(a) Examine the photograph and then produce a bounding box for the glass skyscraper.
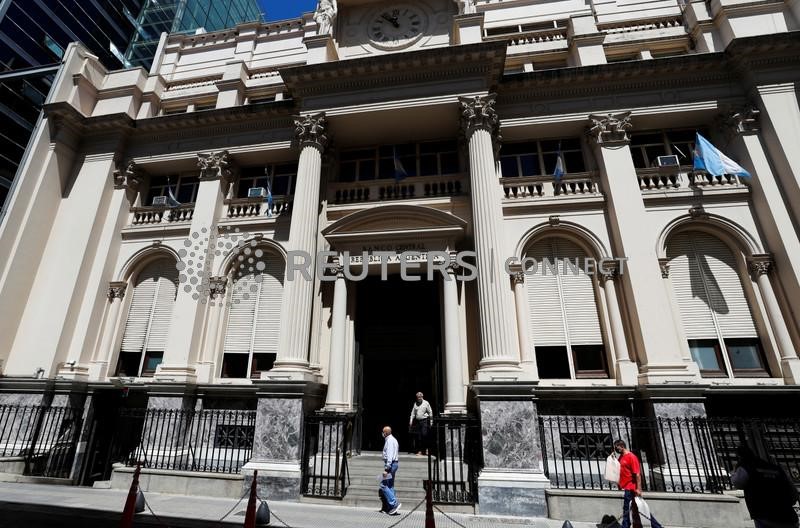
[124,0,263,69]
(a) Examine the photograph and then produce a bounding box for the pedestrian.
[409,392,433,455]
[613,440,646,528]
[381,426,401,515]
[731,445,799,528]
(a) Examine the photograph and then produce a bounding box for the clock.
[368,5,427,50]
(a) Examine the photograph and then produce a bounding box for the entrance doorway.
[355,275,442,452]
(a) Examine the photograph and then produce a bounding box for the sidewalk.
[0,482,600,528]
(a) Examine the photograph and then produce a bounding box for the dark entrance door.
[356,275,442,452]
[79,388,148,485]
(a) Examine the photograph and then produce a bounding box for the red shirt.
[619,451,641,491]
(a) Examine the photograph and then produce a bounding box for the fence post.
[120,464,142,528]
[424,479,436,528]
[244,469,258,528]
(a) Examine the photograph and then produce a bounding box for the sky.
[259,0,319,21]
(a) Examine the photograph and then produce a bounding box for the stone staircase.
[301,451,474,514]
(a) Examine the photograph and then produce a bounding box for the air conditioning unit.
[152,196,168,206]
[248,187,267,198]
[655,155,680,168]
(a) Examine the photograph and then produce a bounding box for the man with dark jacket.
[731,445,799,528]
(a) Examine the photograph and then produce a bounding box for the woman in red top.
[614,440,643,528]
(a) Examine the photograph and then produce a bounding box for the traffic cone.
[244,469,258,528]
[121,464,144,528]
[424,479,435,528]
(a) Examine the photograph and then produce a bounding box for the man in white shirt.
[380,426,401,514]
[409,392,433,455]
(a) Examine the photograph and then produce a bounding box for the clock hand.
[381,12,400,28]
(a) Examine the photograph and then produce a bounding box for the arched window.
[525,237,607,379]
[221,247,285,379]
[117,258,178,377]
[667,231,768,377]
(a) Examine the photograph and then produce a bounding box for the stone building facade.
[0,0,799,520]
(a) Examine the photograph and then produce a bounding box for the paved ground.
[0,482,601,528]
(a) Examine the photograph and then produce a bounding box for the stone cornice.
[280,41,507,101]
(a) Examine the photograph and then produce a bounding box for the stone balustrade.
[130,204,195,225]
[224,196,291,218]
[598,16,684,35]
[637,166,745,193]
[502,172,602,200]
[329,175,466,205]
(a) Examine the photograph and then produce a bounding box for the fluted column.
[443,259,467,413]
[272,113,328,378]
[598,263,638,385]
[509,264,537,376]
[459,95,521,378]
[325,262,348,410]
[88,282,127,380]
[749,257,800,384]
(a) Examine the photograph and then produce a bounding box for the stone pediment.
[322,204,467,242]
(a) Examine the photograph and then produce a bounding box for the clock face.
[368,6,426,49]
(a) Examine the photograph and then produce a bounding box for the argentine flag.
[393,147,408,182]
[166,178,181,207]
[693,133,751,179]
[553,145,565,182]
[266,179,274,217]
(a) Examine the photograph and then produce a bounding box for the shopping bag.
[633,497,663,528]
[604,454,620,484]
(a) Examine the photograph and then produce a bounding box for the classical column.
[271,113,328,379]
[721,106,800,332]
[196,276,227,383]
[324,261,348,411]
[598,263,638,385]
[159,151,232,382]
[459,95,521,378]
[89,282,127,380]
[443,259,467,413]
[588,112,698,383]
[509,264,537,376]
[749,257,800,384]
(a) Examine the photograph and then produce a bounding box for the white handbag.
[633,497,655,528]
[604,454,621,484]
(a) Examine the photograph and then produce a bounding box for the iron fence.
[427,415,482,505]
[301,412,353,499]
[111,408,255,474]
[0,404,83,479]
[539,415,729,493]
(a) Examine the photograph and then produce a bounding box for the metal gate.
[427,415,482,505]
[301,412,354,499]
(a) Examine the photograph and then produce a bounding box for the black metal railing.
[539,416,729,493]
[111,408,255,474]
[301,412,353,499]
[0,404,83,479]
[427,415,482,505]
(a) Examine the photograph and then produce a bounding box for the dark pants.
[621,490,641,528]
[413,419,429,452]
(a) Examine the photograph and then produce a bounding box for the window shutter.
[694,233,758,339]
[146,261,178,352]
[557,239,603,345]
[223,272,258,354]
[120,262,159,353]
[526,239,567,346]
[252,255,285,355]
[668,233,717,339]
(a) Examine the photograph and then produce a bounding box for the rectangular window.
[725,338,769,376]
[116,352,142,377]
[688,339,726,376]
[221,354,249,378]
[500,138,586,178]
[141,351,163,377]
[147,174,199,204]
[572,345,608,378]
[237,163,298,198]
[338,141,459,182]
[630,129,705,168]
[250,353,276,379]
[535,346,571,379]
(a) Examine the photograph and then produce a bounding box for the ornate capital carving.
[294,113,329,152]
[113,160,142,192]
[209,276,228,298]
[587,111,633,145]
[107,281,127,300]
[599,261,619,282]
[511,271,525,284]
[724,105,760,136]
[688,205,710,219]
[748,256,773,277]
[458,94,501,150]
[197,150,234,181]
[658,258,670,279]
[548,215,561,226]
[313,0,337,35]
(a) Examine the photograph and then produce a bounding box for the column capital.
[587,111,633,145]
[197,150,235,182]
[209,276,228,298]
[294,112,330,152]
[458,94,501,148]
[598,260,620,282]
[107,281,127,300]
[658,258,671,279]
[113,159,143,192]
[719,105,760,138]
[508,261,524,284]
[748,254,774,276]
